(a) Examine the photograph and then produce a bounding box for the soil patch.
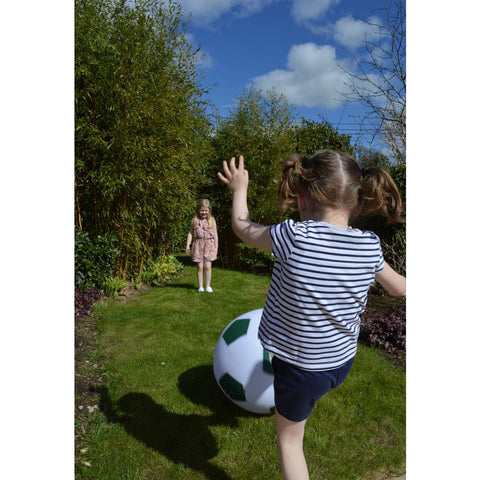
[74,283,148,456]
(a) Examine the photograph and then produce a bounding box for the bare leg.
[204,261,212,289]
[197,262,204,289]
[276,411,309,480]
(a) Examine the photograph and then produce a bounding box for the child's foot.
[198,287,205,292]
[206,287,213,293]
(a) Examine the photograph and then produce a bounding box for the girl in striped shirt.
[218,150,406,480]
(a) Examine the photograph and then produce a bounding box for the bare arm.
[212,218,218,250]
[375,263,406,296]
[217,156,272,252]
[186,226,193,254]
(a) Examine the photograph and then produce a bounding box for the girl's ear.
[352,199,363,218]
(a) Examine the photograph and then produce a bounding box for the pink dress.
[191,219,217,263]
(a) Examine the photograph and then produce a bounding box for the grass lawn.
[75,258,405,479]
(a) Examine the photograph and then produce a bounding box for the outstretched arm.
[218,156,272,252]
[375,263,406,296]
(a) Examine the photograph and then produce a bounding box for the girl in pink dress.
[186,199,218,292]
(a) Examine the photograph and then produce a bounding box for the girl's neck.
[300,207,350,229]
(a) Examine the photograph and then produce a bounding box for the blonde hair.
[192,199,215,228]
[278,149,404,223]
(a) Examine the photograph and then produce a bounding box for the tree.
[344,0,406,164]
[292,118,354,158]
[356,145,392,169]
[208,89,355,268]
[206,87,295,266]
[75,0,212,275]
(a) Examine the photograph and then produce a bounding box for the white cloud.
[251,42,351,109]
[291,0,339,24]
[198,51,214,69]
[184,33,214,69]
[333,15,382,50]
[177,0,275,26]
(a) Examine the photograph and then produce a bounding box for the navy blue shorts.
[272,356,355,422]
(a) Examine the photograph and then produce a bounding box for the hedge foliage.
[75,0,406,277]
[75,229,119,290]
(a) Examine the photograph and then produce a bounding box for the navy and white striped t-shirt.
[258,219,385,371]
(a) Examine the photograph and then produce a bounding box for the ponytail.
[278,153,305,213]
[361,168,405,223]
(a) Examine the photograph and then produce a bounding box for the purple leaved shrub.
[75,287,102,317]
[360,306,406,358]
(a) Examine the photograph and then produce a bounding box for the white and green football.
[213,308,275,415]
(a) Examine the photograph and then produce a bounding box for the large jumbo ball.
[213,308,275,415]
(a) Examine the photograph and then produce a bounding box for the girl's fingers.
[229,156,238,173]
[217,160,231,183]
[217,171,228,184]
[223,159,232,177]
[217,156,245,185]
[218,160,231,184]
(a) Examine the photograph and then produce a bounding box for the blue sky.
[176,0,399,149]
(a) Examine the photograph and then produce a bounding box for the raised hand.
[217,156,249,193]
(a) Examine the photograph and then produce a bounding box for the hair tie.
[361,167,367,178]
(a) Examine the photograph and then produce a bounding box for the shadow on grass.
[175,254,197,267]
[175,253,226,271]
[99,365,255,480]
[166,283,198,290]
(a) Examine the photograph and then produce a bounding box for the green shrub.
[140,255,184,286]
[131,274,143,290]
[389,163,406,206]
[235,242,275,273]
[75,229,119,290]
[101,277,127,299]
